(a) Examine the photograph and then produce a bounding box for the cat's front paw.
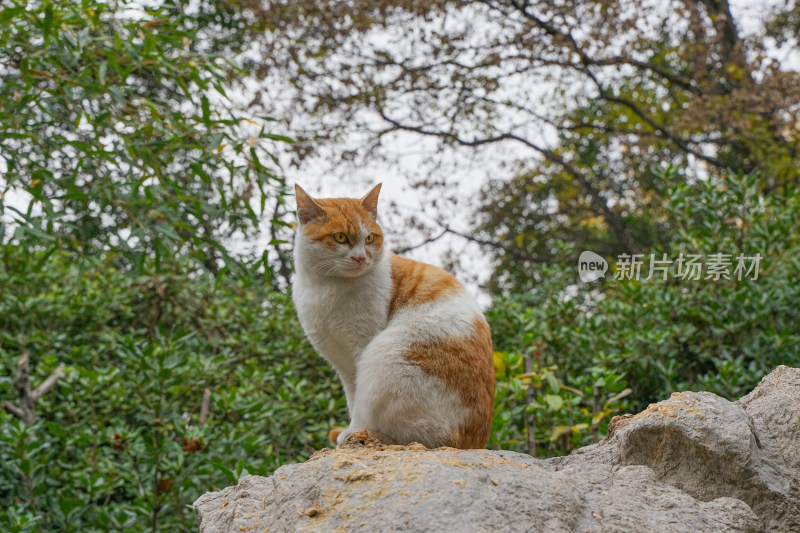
[336,426,358,447]
[336,427,399,447]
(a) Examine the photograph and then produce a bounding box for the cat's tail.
[328,427,345,445]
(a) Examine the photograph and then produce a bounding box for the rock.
[194,366,800,532]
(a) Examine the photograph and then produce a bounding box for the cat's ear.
[360,183,382,218]
[295,184,326,225]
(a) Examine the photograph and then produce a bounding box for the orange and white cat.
[292,183,494,449]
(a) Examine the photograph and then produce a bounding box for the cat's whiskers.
[320,263,345,280]
[311,259,343,279]
[311,260,336,274]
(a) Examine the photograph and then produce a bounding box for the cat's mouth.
[339,263,371,277]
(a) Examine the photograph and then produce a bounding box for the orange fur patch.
[388,255,462,319]
[403,317,495,448]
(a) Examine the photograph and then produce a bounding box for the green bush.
[488,172,800,456]
[0,2,324,530]
[0,247,346,531]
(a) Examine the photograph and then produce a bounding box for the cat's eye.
[333,232,348,244]
[365,234,374,244]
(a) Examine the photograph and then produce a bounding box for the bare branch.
[395,214,544,263]
[32,363,65,401]
[2,352,65,425]
[592,86,730,169]
[585,56,700,93]
[392,228,449,254]
[442,225,539,262]
[491,0,729,167]
[13,351,30,389]
[500,0,699,91]
[199,388,211,427]
[376,109,635,253]
[1,401,26,420]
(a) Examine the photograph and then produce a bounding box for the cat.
[291,183,495,449]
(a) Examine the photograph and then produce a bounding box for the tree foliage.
[251,0,800,290]
[0,0,286,277]
[0,2,335,531]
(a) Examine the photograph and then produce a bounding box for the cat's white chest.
[293,261,391,376]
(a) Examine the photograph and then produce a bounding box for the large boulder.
[194,366,800,532]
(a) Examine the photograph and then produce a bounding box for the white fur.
[343,290,483,447]
[293,227,392,411]
[293,225,484,447]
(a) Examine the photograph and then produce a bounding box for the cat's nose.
[351,255,366,265]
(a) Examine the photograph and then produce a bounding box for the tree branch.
[591,84,730,169]
[376,109,634,253]
[392,228,449,254]
[32,363,65,401]
[393,216,545,264]
[499,0,700,92]
[495,0,731,169]
[1,401,26,421]
[199,388,211,427]
[442,225,540,262]
[2,352,65,425]
[585,56,701,94]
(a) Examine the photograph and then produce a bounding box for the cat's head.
[294,184,384,278]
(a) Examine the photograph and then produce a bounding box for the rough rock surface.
[194,366,800,532]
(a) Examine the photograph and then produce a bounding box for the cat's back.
[380,255,494,448]
[388,255,464,316]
